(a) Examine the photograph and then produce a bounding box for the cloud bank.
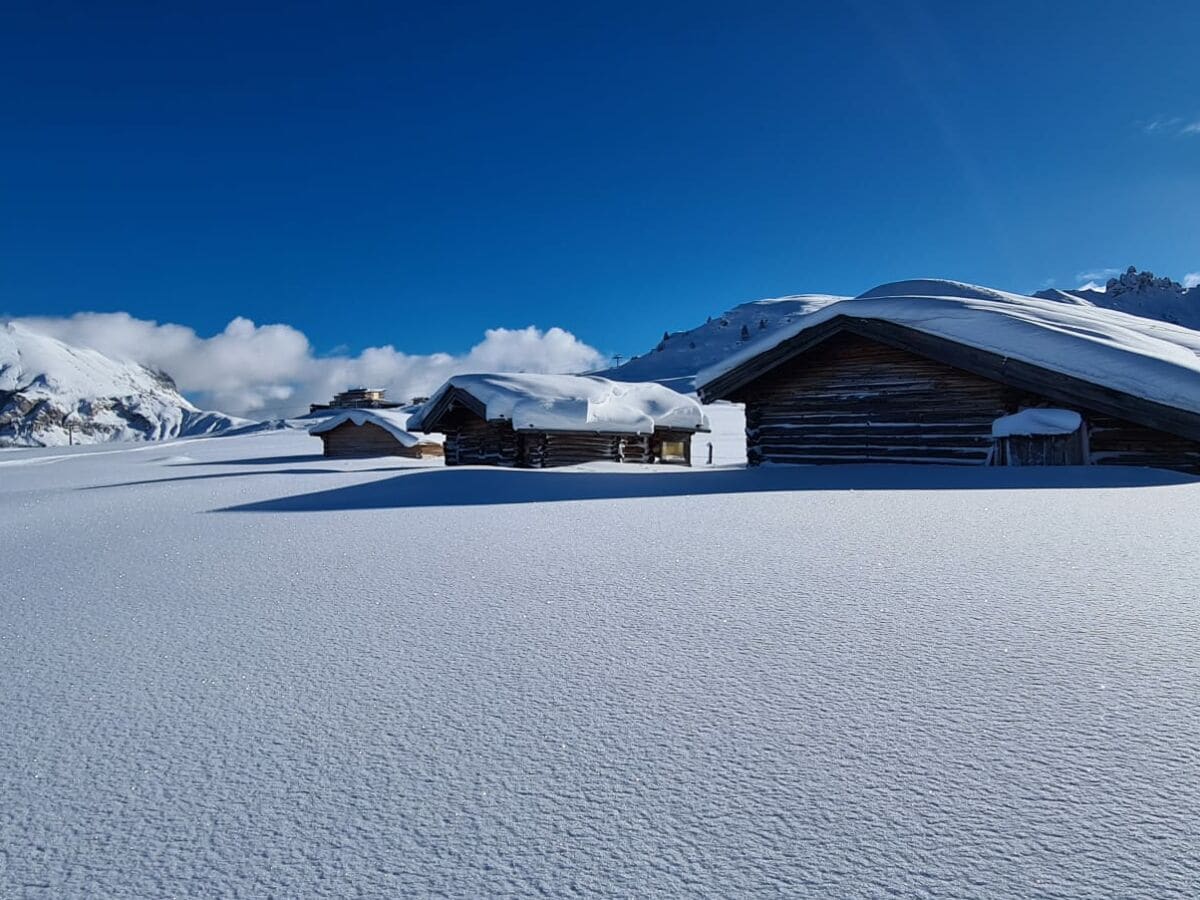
[11,312,606,418]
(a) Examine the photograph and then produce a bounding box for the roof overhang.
[697,315,1200,442]
[405,386,486,433]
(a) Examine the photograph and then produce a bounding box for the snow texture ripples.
[2,431,1199,897]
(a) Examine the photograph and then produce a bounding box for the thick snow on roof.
[308,409,424,446]
[698,279,1200,415]
[992,409,1082,438]
[417,373,710,434]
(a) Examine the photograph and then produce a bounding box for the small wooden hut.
[407,373,709,468]
[696,280,1200,473]
[309,409,444,459]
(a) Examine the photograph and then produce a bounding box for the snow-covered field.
[3,427,1200,897]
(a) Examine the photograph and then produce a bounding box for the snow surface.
[3,426,1200,897]
[308,408,426,446]
[992,408,1083,437]
[698,279,1200,416]
[412,373,710,434]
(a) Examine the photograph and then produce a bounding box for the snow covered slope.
[2,430,1199,897]
[0,322,247,446]
[596,294,845,389]
[1034,267,1200,330]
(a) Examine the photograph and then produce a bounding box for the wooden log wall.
[731,332,1200,473]
[444,419,520,466]
[733,333,1029,466]
[1087,416,1200,474]
[522,432,627,468]
[321,422,434,458]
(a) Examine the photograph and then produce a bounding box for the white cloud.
[1142,116,1200,136]
[1075,281,1107,293]
[1075,268,1121,285]
[1184,273,1200,289]
[11,312,605,418]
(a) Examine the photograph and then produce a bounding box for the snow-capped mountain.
[595,293,846,389]
[1034,267,1200,330]
[0,322,248,447]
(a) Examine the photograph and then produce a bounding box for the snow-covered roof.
[697,279,1200,417]
[410,373,710,435]
[308,409,425,446]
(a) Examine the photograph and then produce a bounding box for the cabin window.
[660,440,687,462]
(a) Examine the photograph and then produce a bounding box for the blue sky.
[3,0,1198,362]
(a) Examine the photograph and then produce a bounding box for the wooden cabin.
[408,374,709,468]
[697,285,1200,473]
[309,409,443,459]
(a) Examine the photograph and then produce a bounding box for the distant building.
[309,387,401,414]
[408,373,710,467]
[309,409,443,459]
[697,280,1200,473]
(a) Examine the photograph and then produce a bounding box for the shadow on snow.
[218,463,1199,512]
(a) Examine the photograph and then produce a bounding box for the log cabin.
[309,409,444,459]
[696,280,1200,473]
[407,373,709,467]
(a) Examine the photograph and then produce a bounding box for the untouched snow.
[3,428,1200,896]
[698,279,1200,416]
[308,408,427,446]
[992,408,1083,437]
[412,373,709,434]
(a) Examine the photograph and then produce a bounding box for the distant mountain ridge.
[0,322,247,447]
[1034,267,1200,330]
[595,293,846,390]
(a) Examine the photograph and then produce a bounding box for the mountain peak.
[1,322,247,446]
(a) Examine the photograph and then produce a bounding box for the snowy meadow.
[3,426,1200,897]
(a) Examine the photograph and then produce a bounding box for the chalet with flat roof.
[309,387,401,414]
[407,373,709,467]
[696,280,1200,473]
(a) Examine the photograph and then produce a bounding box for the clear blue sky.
[3,1,1198,359]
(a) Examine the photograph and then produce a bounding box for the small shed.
[991,409,1085,466]
[309,409,444,459]
[407,373,710,467]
